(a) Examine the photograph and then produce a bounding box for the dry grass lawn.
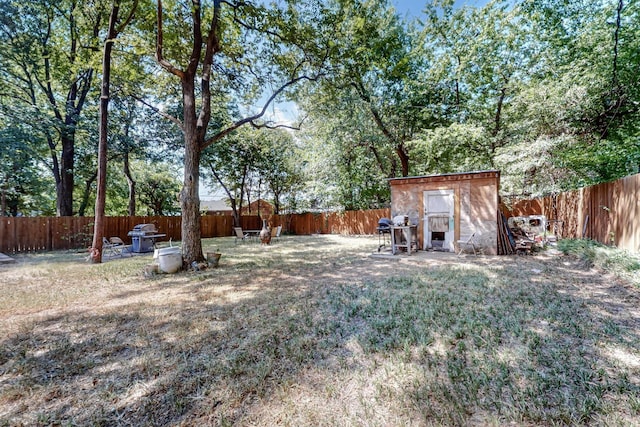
[1,235,639,426]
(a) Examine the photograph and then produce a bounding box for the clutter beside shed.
[388,170,501,255]
[507,215,549,254]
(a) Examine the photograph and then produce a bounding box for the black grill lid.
[378,218,392,226]
[132,223,157,232]
[377,218,392,231]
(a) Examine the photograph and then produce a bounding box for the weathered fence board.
[2,174,637,254]
[0,209,391,254]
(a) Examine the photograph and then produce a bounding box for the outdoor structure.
[201,199,233,216]
[241,199,274,216]
[388,170,500,255]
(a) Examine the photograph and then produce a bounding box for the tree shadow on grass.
[1,259,377,425]
[1,251,639,426]
[347,261,640,425]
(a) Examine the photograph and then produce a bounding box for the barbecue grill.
[127,223,166,253]
[377,218,392,252]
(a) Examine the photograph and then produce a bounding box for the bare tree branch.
[197,0,222,136]
[130,94,184,130]
[187,0,204,77]
[155,0,184,78]
[116,0,139,34]
[251,121,300,131]
[201,72,321,150]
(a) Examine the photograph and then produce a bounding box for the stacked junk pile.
[498,214,549,255]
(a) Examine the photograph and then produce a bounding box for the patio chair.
[234,227,251,243]
[273,225,282,242]
[103,236,132,258]
[457,232,479,256]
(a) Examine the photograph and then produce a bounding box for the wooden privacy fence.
[0,209,391,254]
[3,172,638,255]
[502,173,640,253]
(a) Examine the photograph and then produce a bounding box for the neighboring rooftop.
[201,199,233,214]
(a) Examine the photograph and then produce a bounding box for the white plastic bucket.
[157,248,182,274]
[154,246,181,259]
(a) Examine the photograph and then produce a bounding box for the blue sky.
[392,0,488,17]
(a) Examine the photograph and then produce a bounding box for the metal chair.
[103,237,132,257]
[273,225,282,242]
[233,227,251,243]
[457,232,479,256]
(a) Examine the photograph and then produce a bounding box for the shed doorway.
[423,190,454,251]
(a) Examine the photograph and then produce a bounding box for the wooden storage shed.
[388,170,500,255]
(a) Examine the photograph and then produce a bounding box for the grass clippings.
[1,235,639,426]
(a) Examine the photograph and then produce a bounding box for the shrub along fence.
[502,173,640,253]
[0,208,391,254]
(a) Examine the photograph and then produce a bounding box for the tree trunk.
[180,145,203,263]
[230,198,240,228]
[78,170,98,216]
[257,178,262,220]
[396,143,410,177]
[59,135,75,216]
[90,1,120,263]
[124,151,136,216]
[47,133,63,216]
[246,192,252,214]
[0,183,6,216]
[273,191,280,214]
[180,79,204,264]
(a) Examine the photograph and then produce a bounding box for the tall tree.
[89,0,137,263]
[0,0,102,216]
[202,127,259,227]
[154,0,329,264]
[416,1,539,168]
[496,0,640,194]
[137,162,181,216]
[305,0,434,178]
[254,129,305,215]
[300,103,392,210]
[0,126,52,216]
[203,127,305,220]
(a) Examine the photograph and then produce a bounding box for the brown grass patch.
[1,235,639,426]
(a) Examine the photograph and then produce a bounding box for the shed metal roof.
[388,170,500,185]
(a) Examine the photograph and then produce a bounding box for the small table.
[390,225,418,255]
